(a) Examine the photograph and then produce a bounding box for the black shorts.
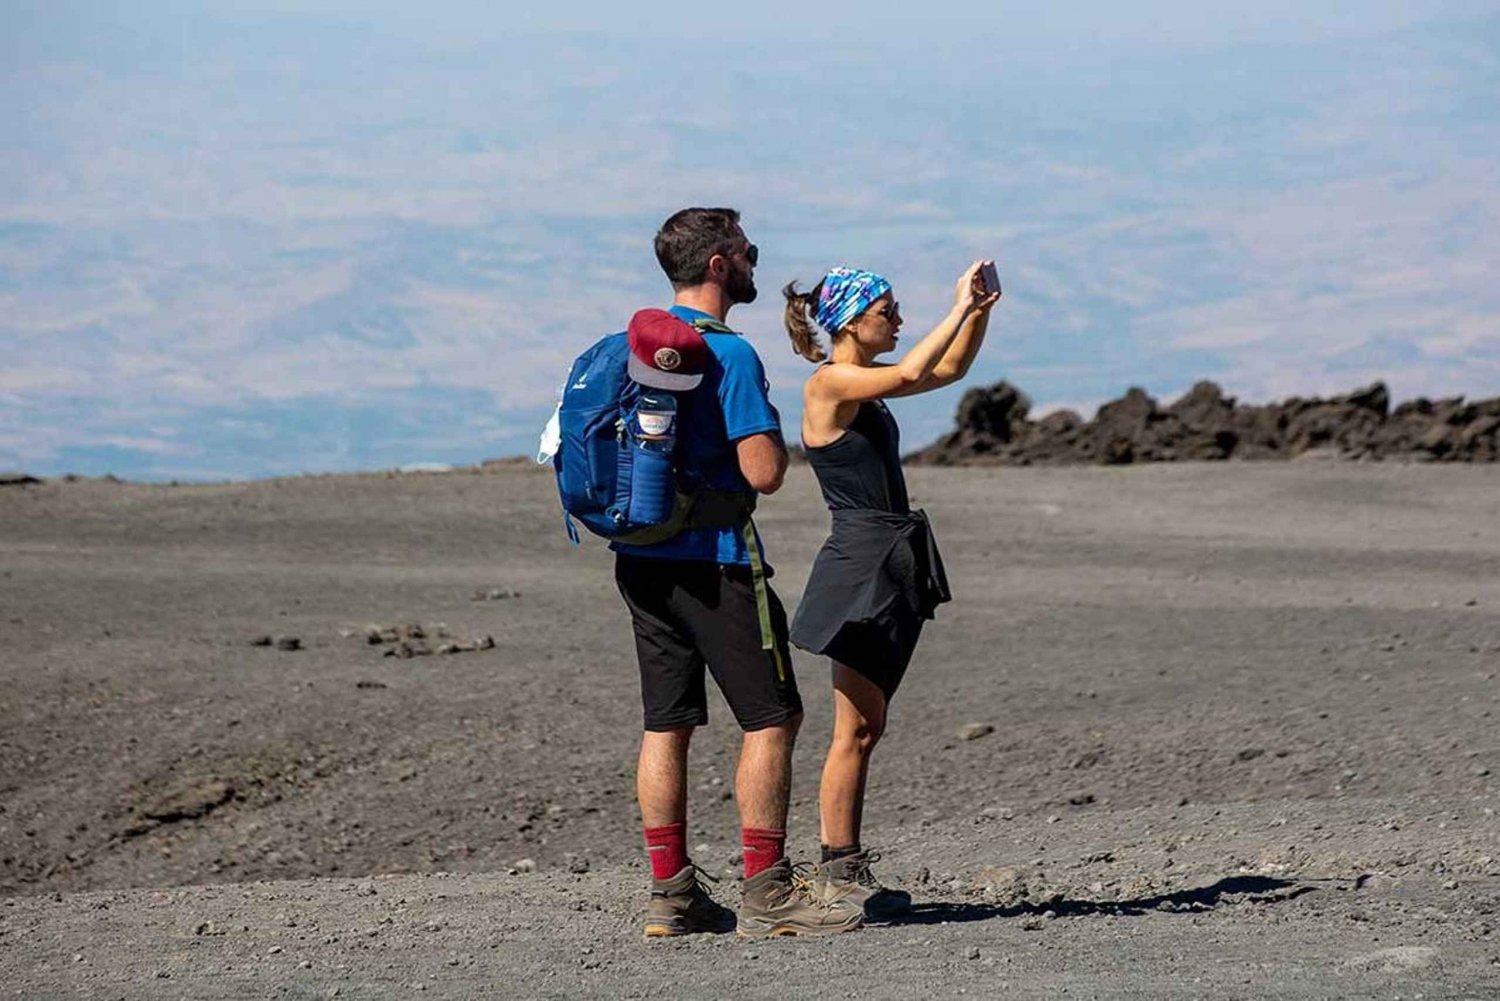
[823,615,925,703]
[615,554,803,732]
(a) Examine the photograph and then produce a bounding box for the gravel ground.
[2,461,1499,998]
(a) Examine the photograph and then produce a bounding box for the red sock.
[741,827,786,880]
[644,822,688,880]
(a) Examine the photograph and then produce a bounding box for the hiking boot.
[812,850,912,919]
[737,858,864,938]
[643,864,737,938]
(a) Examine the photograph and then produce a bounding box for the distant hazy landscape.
[5,2,1498,481]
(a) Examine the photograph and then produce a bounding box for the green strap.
[690,317,735,334]
[740,520,785,680]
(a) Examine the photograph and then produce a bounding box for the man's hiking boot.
[737,858,864,938]
[643,864,736,938]
[811,850,912,919]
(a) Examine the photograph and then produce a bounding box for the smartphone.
[978,261,1001,297]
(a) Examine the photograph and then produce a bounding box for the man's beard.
[728,265,758,305]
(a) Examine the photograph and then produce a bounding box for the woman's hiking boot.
[643,864,736,938]
[736,858,864,937]
[812,850,912,919]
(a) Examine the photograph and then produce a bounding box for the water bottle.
[627,391,677,526]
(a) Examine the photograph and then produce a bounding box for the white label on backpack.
[637,412,673,437]
[536,403,562,464]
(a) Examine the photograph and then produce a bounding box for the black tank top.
[804,400,910,514]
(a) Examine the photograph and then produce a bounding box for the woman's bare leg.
[818,663,888,848]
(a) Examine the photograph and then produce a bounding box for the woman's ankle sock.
[821,843,861,863]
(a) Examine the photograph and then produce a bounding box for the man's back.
[612,306,780,566]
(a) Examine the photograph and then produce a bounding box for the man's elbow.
[745,459,787,495]
[737,432,789,494]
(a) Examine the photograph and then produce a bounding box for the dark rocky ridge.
[909,380,1500,465]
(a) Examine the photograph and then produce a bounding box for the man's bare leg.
[637,726,736,936]
[734,711,863,936]
[736,714,802,832]
[638,727,692,828]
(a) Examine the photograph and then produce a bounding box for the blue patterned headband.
[814,267,892,335]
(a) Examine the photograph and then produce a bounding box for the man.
[615,207,862,938]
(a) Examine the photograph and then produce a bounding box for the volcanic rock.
[909,381,1500,465]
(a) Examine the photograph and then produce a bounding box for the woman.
[784,261,999,917]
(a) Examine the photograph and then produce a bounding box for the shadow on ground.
[890,875,1314,925]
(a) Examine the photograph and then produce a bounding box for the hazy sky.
[3,1,1497,479]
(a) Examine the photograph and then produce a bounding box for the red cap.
[627,309,708,391]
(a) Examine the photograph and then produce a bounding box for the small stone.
[268,946,283,955]
[275,636,302,651]
[514,858,536,873]
[250,635,273,647]
[965,946,980,960]
[299,960,312,969]
[959,723,995,741]
[1235,747,1265,762]
[568,856,590,874]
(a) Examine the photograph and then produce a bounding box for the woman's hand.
[954,260,1001,313]
[972,259,1002,313]
[954,260,986,312]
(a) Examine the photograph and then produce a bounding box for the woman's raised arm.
[917,280,999,391]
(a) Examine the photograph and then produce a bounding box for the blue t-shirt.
[612,305,782,565]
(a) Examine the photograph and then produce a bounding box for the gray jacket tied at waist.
[789,507,951,657]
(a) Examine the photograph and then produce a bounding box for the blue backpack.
[549,324,756,545]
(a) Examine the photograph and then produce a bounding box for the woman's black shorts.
[615,554,803,732]
[820,613,925,702]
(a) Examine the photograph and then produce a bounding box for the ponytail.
[782,279,828,363]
